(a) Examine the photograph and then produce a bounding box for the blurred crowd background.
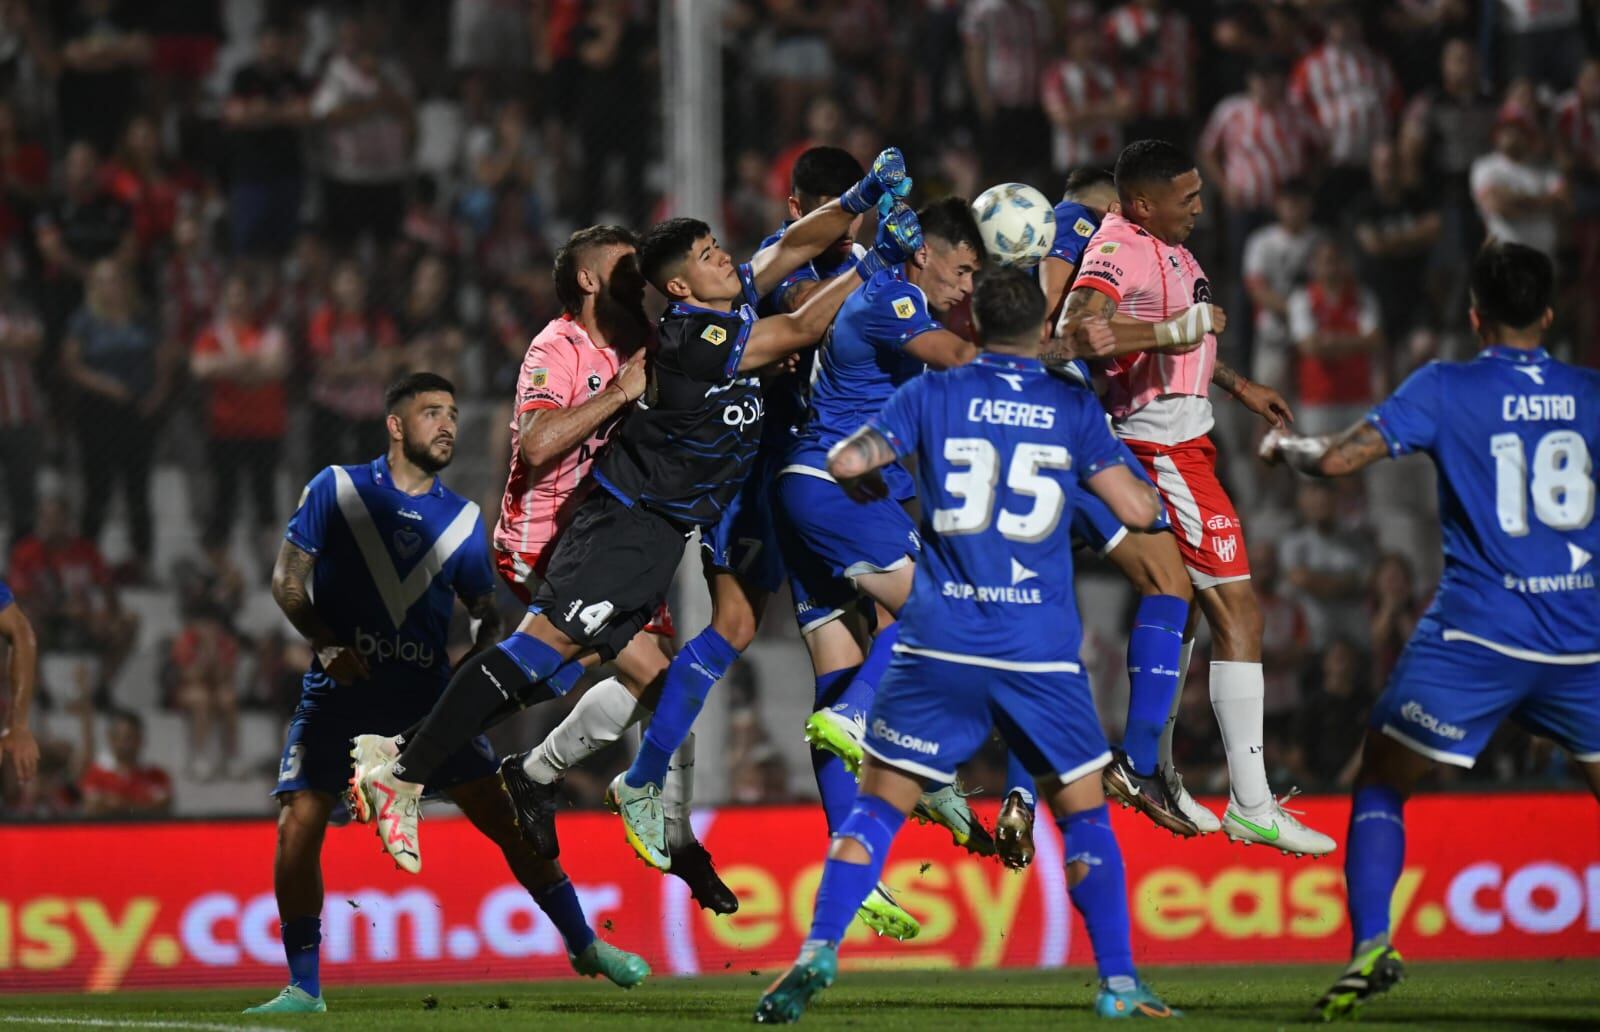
[0,0,1595,820]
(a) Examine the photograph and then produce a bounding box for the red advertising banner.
[2,792,1597,992]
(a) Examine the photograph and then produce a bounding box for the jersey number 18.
[1490,430,1594,536]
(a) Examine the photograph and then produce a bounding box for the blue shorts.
[274,675,498,799]
[776,468,920,580]
[1370,618,1600,767]
[864,646,1112,786]
[1068,441,1169,554]
[700,449,787,595]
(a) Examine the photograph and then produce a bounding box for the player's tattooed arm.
[1213,359,1293,428]
[461,593,505,661]
[1260,421,1390,477]
[271,541,369,683]
[826,426,897,502]
[519,351,645,469]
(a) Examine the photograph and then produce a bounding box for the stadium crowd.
[0,0,1595,818]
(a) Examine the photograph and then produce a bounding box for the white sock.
[663,732,696,849]
[1209,661,1269,811]
[523,677,644,783]
[1158,640,1195,771]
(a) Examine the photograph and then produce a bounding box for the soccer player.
[247,374,648,1013]
[1056,139,1335,856]
[1255,242,1600,1021]
[1039,165,1121,321]
[352,150,921,874]
[776,196,1000,857]
[754,266,1180,1024]
[0,579,39,785]
[488,225,734,913]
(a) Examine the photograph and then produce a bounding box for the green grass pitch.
[4,961,1597,1030]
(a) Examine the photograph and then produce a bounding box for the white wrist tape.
[1154,304,1213,347]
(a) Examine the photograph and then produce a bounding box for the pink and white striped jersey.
[494,315,624,559]
[1071,211,1216,446]
[1556,90,1600,168]
[1103,4,1193,120]
[1040,57,1123,171]
[1198,93,1323,210]
[1290,42,1400,168]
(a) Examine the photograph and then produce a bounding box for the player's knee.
[826,835,872,865]
[1208,588,1263,656]
[710,604,758,652]
[1137,553,1192,602]
[275,794,329,857]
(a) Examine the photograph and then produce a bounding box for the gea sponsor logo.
[354,627,437,667]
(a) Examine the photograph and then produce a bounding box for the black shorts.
[532,490,690,659]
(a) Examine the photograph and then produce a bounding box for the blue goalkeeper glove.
[839,146,913,215]
[857,199,923,279]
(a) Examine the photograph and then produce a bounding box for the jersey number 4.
[935,438,1070,542]
[1490,430,1595,536]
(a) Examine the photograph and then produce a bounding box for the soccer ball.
[972,183,1056,267]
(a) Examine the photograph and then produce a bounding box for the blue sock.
[811,666,861,833]
[1123,595,1187,775]
[547,658,585,697]
[497,631,567,682]
[282,915,321,997]
[533,876,596,955]
[1060,806,1135,982]
[1004,751,1036,811]
[808,793,906,944]
[1346,785,1406,951]
[627,627,740,788]
[850,622,900,705]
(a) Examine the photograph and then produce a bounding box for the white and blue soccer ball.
[972,183,1056,267]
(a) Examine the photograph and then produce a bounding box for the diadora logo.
[996,372,1025,392]
[871,718,940,756]
[1514,365,1545,386]
[354,627,438,668]
[1212,535,1238,564]
[1401,701,1468,741]
[397,508,423,522]
[1205,514,1235,531]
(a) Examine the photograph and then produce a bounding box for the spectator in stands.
[170,570,241,780]
[962,0,1053,184]
[1555,57,1600,364]
[102,114,191,261]
[305,259,398,475]
[1242,179,1321,389]
[0,263,42,542]
[1286,239,1383,434]
[1290,4,1400,220]
[0,97,49,237]
[11,494,138,704]
[765,93,845,206]
[572,0,652,226]
[51,0,152,155]
[1280,480,1375,650]
[1040,2,1130,179]
[1103,0,1194,146]
[33,140,134,339]
[1347,140,1441,339]
[159,208,222,358]
[1254,539,1312,718]
[79,708,171,816]
[459,98,539,237]
[1200,57,1321,319]
[190,272,288,549]
[61,258,172,573]
[222,17,311,260]
[310,17,414,250]
[1367,552,1423,685]
[1286,638,1369,788]
[1470,103,1569,261]
[397,253,465,385]
[1493,0,1585,91]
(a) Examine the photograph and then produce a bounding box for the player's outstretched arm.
[1260,420,1390,478]
[1086,464,1164,531]
[1039,255,1077,325]
[271,540,369,684]
[0,600,39,783]
[904,328,977,369]
[1212,359,1293,428]
[749,146,911,297]
[1050,287,1225,360]
[520,350,645,469]
[826,425,897,502]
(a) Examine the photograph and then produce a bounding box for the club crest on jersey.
[892,297,916,320]
[530,367,549,387]
[1074,217,1095,238]
[392,526,423,559]
[1168,254,1181,270]
[1212,534,1238,564]
[1097,242,1120,255]
[701,324,727,346]
[586,372,603,394]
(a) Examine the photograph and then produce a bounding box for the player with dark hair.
[1039,166,1119,320]
[249,373,647,1014]
[755,266,1179,1023]
[1055,139,1335,857]
[351,150,922,875]
[1254,241,1600,1020]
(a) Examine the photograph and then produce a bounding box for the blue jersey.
[0,578,11,611]
[870,352,1129,665]
[1045,199,1101,269]
[286,456,495,684]
[1367,346,1600,658]
[791,264,939,498]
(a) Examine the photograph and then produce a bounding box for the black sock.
[396,648,552,785]
[395,694,527,750]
